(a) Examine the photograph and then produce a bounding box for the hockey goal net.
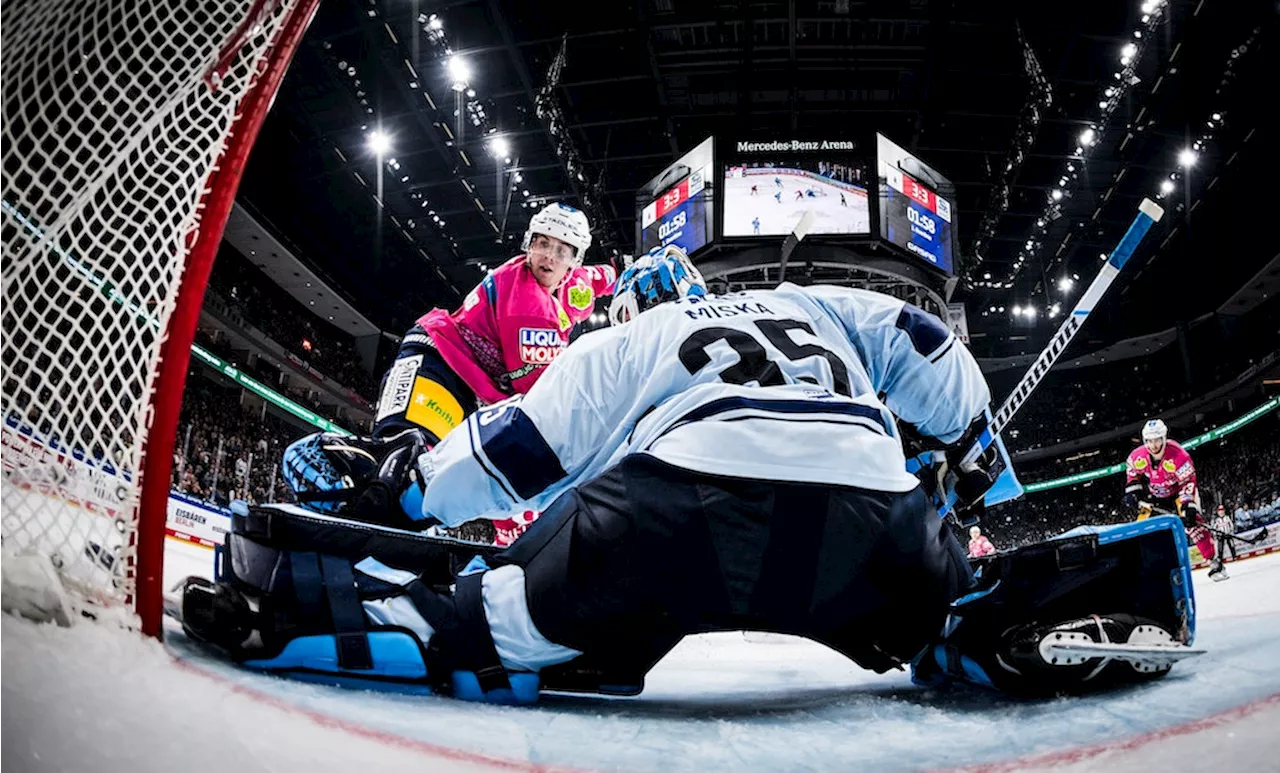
[2,0,318,635]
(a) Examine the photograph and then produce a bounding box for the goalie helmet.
[1141,419,1168,442]
[522,203,592,263]
[608,244,707,326]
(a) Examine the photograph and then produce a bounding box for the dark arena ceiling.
[235,0,1279,358]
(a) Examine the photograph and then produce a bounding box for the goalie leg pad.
[913,515,1197,696]
[185,504,536,703]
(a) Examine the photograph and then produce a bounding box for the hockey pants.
[498,453,973,677]
[372,324,478,442]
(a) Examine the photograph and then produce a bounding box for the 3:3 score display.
[906,178,932,207]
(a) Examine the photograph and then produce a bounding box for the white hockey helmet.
[523,203,592,263]
[1141,419,1168,442]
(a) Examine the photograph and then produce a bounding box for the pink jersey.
[968,535,996,558]
[418,255,616,405]
[1125,439,1197,506]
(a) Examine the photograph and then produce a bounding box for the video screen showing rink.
[722,163,870,237]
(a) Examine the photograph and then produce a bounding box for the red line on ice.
[932,691,1280,773]
[171,655,601,773]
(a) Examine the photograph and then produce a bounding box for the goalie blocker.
[181,496,1201,702]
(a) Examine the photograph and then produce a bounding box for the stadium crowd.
[979,411,1280,550]
[995,297,1278,454]
[205,243,380,403]
[169,375,301,507]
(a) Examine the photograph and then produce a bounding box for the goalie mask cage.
[2,0,320,636]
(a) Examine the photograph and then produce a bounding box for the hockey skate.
[1006,614,1203,681]
[1207,557,1229,582]
[913,515,1204,696]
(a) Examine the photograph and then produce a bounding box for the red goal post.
[2,0,321,636]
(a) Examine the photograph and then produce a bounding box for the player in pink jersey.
[1123,419,1227,580]
[280,204,614,535]
[967,525,996,558]
[370,202,616,445]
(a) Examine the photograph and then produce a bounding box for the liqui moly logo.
[519,328,564,364]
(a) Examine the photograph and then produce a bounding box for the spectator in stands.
[968,525,997,558]
[171,378,303,508]
[205,248,380,404]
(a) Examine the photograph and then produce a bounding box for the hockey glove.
[282,429,437,529]
[1122,480,1147,513]
[1178,501,1201,530]
[941,413,1006,523]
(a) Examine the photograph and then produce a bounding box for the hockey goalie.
[179,245,1203,705]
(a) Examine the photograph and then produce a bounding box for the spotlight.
[1178,148,1197,167]
[447,56,471,91]
[366,129,391,156]
[1160,179,1175,195]
[488,136,510,158]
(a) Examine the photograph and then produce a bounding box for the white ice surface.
[4,540,1280,773]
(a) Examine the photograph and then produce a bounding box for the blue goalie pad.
[242,631,432,691]
[450,670,541,705]
[911,514,1196,696]
[1053,514,1196,642]
[238,631,542,704]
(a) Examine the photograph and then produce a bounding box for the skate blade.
[163,593,183,623]
[1042,638,1205,671]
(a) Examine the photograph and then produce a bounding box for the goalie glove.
[282,429,437,529]
[940,412,1006,524]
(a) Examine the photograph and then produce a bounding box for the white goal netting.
[2,0,308,623]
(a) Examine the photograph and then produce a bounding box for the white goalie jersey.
[417,283,991,527]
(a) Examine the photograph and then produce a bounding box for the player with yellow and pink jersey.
[371,203,615,445]
[1123,419,1227,580]
[279,204,614,536]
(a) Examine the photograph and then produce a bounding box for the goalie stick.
[777,210,817,283]
[937,198,1165,520]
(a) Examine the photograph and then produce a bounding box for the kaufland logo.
[519,328,564,364]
